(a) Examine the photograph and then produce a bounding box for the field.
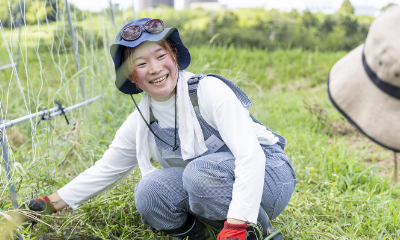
[0,7,400,240]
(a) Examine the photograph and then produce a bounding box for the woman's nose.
[148,61,162,74]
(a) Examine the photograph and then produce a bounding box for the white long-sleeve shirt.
[57,73,278,223]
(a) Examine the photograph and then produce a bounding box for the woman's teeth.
[150,75,167,84]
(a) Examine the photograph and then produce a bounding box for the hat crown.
[125,18,152,28]
[364,6,400,87]
[115,18,153,42]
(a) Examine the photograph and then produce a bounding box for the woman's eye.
[136,63,146,67]
[158,54,167,59]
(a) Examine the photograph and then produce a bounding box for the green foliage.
[36,27,104,54]
[0,0,87,26]
[2,5,374,52]
[381,3,399,12]
[339,0,355,15]
[301,10,317,28]
[0,0,21,28]
[144,7,371,51]
[25,1,53,25]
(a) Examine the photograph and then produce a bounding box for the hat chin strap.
[172,65,179,151]
[125,78,180,151]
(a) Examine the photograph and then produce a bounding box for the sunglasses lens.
[144,19,164,34]
[122,25,141,41]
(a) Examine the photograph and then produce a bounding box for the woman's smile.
[150,74,169,84]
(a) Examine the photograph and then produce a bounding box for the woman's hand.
[24,196,57,215]
[18,192,68,227]
[19,193,67,222]
[47,192,68,211]
[217,219,249,240]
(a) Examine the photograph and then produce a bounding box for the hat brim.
[328,44,400,152]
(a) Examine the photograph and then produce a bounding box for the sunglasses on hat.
[120,19,164,41]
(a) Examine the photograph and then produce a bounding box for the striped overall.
[134,74,296,232]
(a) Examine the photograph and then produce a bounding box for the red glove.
[217,221,248,240]
[25,196,57,215]
[19,196,57,227]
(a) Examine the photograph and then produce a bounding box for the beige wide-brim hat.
[328,6,400,152]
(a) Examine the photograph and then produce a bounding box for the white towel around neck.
[135,71,208,177]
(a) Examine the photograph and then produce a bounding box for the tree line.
[1,0,398,52]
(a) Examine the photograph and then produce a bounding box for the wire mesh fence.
[0,0,121,223]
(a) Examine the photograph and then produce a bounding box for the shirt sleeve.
[197,77,266,224]
[57,111,139,209]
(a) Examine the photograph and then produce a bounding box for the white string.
[0,0,116,204]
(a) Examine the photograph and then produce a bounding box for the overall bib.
[134,74,296,234]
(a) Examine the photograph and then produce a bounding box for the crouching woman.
[26,18,296,240]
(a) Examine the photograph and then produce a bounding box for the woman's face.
[129,41,178,102]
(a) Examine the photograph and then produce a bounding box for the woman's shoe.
[162,214,210,240]
[246,207,283,240]
[246,224,283,240]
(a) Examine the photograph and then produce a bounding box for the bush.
[38,28,104,54]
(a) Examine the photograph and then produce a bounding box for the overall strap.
[187,73,253,108]
[188,74,286,150]
[148,74,287,150]
[187,74,203,108]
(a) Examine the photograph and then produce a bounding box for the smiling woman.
[122,40,180,102]
[24,18,295,240]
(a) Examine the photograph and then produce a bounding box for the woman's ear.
[127,75,142,90]
[127,75,135,83]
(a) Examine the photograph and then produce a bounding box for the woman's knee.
[134,177,162,216]
[270,178,296,219]
[183,158,234,219]
[261,152,296,220]
[134,168,186,216]
[182,160,207,196]
[183,155,235,194]
[183,159,223,196]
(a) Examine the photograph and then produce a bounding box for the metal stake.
[0,95,102,130]
[0,63,16,71]
[0,121,19,209]
[65,0,87,101]
[0,125,23,240]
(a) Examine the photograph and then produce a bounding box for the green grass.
[1,37,400,239]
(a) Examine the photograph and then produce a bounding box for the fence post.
[0,120,19,209]
[65,0,87,102]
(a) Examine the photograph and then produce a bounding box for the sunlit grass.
[1,42,399,239]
